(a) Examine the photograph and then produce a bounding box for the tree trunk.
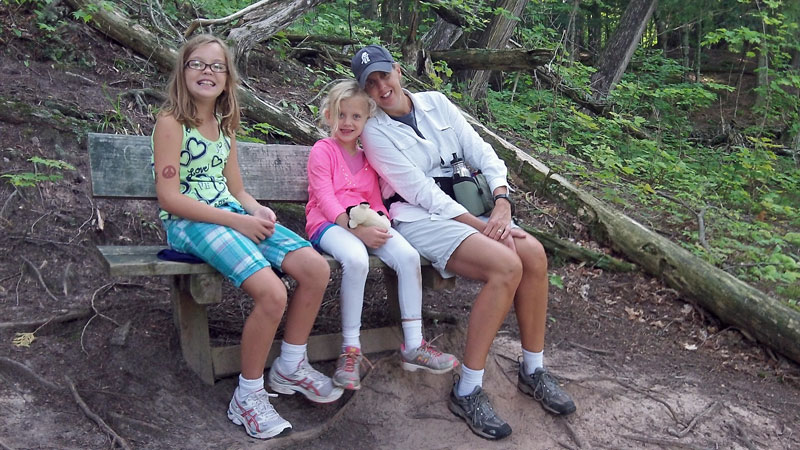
[465,0,529,100]
[64,0,324,145]
[681,25,690,82]
[421,18,463,51]
[586,1,602,63]
[461,113,800,366]
[401,0,422,64]
[590,0,657,100]
[694,19,702,82]
[226,0,327,78]
[566,0,581,64]
[381,0,401,44]
[655,11,667,55]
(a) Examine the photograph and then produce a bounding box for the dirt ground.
[1,10,799,450]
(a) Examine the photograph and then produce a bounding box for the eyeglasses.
[185,60,228,73]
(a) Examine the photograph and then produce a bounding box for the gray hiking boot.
[448,377,512,440]
[517,362,576,415]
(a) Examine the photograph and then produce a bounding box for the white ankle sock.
[277,341,307,374]
[342,330,361,350]
[237,374,264,399]
[456,365,484,397]
[522,349,543,376]
[401,319,423,350]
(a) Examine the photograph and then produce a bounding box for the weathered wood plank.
[97,245,441,275]
[210,326,403,380]
[171,276,215,385]
[88,133,311,201]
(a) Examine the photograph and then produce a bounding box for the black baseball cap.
[351,44,395,88]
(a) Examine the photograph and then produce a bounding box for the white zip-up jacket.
[361,90,509,223]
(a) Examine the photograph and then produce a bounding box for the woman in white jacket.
[351,44,576,441]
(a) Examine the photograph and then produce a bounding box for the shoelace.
[247,391,281,421]
[339,349,373,371]
[418,334,445,357]
[532,370,562,401]
[466,389,495,423]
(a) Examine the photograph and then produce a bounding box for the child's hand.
[253,206,277,224]
[352,226,391,249]
[235,215,276,243]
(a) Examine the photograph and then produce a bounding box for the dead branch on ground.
[657,190,711,251]
[667,401,720,438]
[65,376,133,450]
[559,419,586,449]
[81,282,122,355]
[0,308,93,331]
[620,433,712,450]
[0,356,62,391]
[21,256,58,302]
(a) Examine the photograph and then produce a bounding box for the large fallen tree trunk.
[463,113,800,365]
[427,49,612,117]
[65,0,324,145]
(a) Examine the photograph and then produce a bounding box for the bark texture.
[590,0,657,99]
[226,0,327,75]
[465,0,529,100]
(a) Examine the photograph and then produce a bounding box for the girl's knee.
[339,253,370,277]
[251,286,288,321]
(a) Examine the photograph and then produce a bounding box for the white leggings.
[318,225,422,341]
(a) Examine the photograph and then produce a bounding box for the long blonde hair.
[320,79,376,136]
[161,34,240,136]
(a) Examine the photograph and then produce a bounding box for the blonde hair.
[161,34,240,136]
[320,79,376,136]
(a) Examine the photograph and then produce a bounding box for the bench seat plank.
[97,245,440,278]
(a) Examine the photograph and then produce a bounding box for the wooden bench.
[87,132,454,385]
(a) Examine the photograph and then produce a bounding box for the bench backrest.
[87,133,312,202]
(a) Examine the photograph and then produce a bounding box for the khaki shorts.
[394,218,478,279]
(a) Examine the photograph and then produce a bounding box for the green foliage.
[548,273,564,289]
[2,157,75,188]
[483,36,800,302]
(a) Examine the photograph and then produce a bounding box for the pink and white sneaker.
[401,339,459,374]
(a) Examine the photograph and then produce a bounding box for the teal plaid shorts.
[163,203,310,287]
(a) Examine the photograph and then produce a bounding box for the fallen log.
[64,0,324,145]
[518,224,636,273]
[429,48,553,71]
[464,113,800,365]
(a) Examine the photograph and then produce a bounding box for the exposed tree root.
[620,433,712,450]
[0,308,92,331]
[667,401,720,438]
[21,256,58,302]
[0,356,62,391]
[65,375,132,450]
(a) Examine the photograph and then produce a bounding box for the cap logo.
[361,52,370,65]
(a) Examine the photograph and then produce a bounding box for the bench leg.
[170,274,222,385]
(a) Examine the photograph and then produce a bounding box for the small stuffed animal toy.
[347,202,390,231]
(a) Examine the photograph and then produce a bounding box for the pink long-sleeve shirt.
[305,137,389,237]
